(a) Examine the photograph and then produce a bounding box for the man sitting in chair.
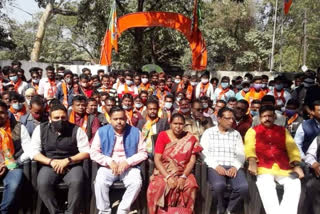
[30,103,90,214]
[90,106,147,214]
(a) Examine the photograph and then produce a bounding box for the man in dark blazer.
[137,99,170,155]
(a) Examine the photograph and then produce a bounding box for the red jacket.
[254,124,291,170]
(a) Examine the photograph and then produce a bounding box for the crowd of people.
[0,60,320,214]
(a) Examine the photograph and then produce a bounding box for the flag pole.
[279,0,284,72]
[270,0,279,72]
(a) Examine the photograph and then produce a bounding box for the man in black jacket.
[137,99,169,154]
[30,103,90,214]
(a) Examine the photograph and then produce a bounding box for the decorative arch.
[100,11,207,70]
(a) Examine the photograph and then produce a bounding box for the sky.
[5,0,42,23]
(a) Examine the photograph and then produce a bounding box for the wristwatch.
[67,157,73,164]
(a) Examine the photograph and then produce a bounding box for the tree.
[30,0,78,62]
[0,0,17,50]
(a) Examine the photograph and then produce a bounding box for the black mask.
[51,120,68,132]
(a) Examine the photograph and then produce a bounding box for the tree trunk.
[30,3,53,62]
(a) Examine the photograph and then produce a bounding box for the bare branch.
[52,8,77,16]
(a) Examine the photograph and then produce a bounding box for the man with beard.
[56,70,76,108]
[137,99,169,154]
[38,66,60,100]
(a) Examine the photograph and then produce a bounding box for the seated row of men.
[1,93,320,214]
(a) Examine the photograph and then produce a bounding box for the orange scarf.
[69,110,88,132]
[48,79,57,98]
[125,110,134,126]
[12,78,22,92]
[241,90,247,97]
[274,88,286,104]
[287,113,299,125]
[245,88,266,104]
[31,82,39,93]
[105,112,111,123]
[9,105,26,121]
[177,81,193,100]
[200,83,210,97]
[61,82,69,108]
[140,83,150,91]
[218,86,230,100]
[156,90,167,108]
[0,121,17,170]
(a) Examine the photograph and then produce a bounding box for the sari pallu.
[147,132,202,214]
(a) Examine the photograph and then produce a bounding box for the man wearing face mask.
[24,88,36,108]
[212,76,235,105]
[56,70,75,108]
[195,72,214,99]
[244,76,266,105]
[78,74,95,98]
[20,95,48,137]
[139,73,151,93]
[133,96,145,114]
[268,76,292,111]
[8,92,26,121]
[236,81,250,101]
[283,99,303,137]
[117,73,138,99]
[160,94,174,123]
[38,66,60,100]
[30,103,90,214]
[27,68,40,93]
[121,93,142,126]
[69,95,100,142]
[174,98,191,119]
[0,100,31,213]
[184,99,213,140]
[7,69,28,95]
[249,99,261,118]
[175,75,193,101]
[304,72,320,119]
[137,99,169,154]
[56,67,65,81]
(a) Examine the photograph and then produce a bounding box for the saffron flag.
[108,0,118,52]
[284,0,292,15]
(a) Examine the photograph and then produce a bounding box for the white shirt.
[29,125,90,159]
[195,83,214,100]
[16,125,32,162]
[212,87,235,104]
[115,84,138,96]
[268,90,292,107]
[200,126,245,170]
[38,78,61,99]
[305,136,320,166]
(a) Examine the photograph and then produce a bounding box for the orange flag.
[284,0,293,15]
[108,0,118,52]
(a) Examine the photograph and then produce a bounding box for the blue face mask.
[9,75,18,82]
[275,84,283,91]
[12,103,22,110]
[250,110,258,117]
[285,109,297,118]
[221,82,229,89]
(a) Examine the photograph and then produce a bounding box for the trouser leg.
[94,167,118,214]
[117,168,142,214]
[256,174,279,214]
[0,168,23,214]
[306,177,320,214]
[63,166,84,214]
[37,166,62,214]
[276,176,301,214]
[228,168,249,212]
[207,167,227,213]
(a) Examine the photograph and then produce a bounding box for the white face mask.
[191,82,198,86]
[135,103,143,109]
[175,79,181,84]
[122,105,132,110]
[141,78,148,84]
[180,108,190,113]
[202,103,209,109]
[164,102,173,109]
[201,79,209,84]
[126,80,133,86]
[243,87,250,92]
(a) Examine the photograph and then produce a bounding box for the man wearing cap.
[56,70,75,108]
[195,72,214,99]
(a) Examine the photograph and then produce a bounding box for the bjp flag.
[284,0,293,15]
[108,0,118,52]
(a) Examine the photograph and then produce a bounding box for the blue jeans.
[0,168,23,214]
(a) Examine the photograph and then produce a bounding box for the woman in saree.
[147,113,203,214]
